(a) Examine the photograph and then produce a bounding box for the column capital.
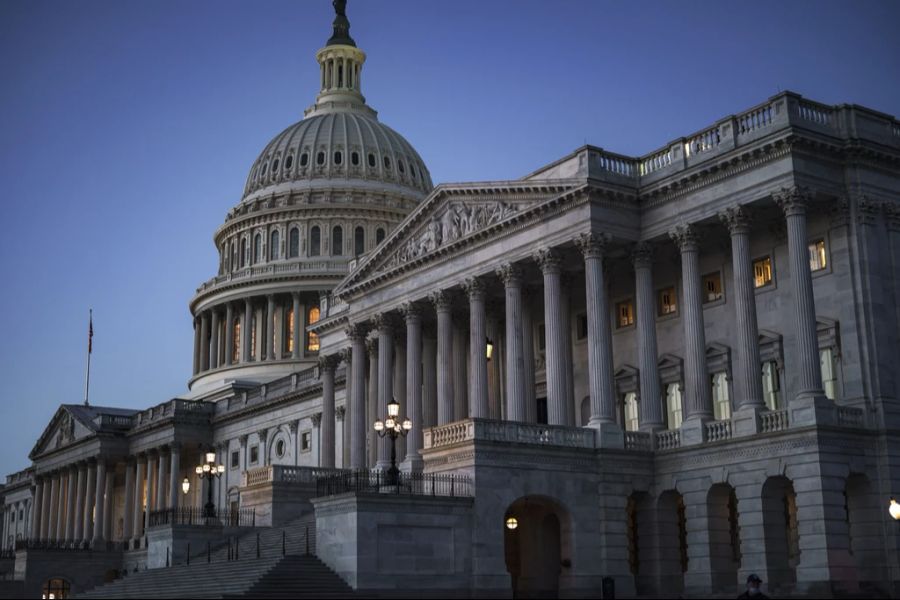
[310,412,323,427]
[630,242,654,268]
[719,205,752,235]
[773,185,812,216]
[429,289,453,311]
[288,421,299,435]
[857,195,882,226]
[669,223,701,252]
[400,301,423,322]
[345,322,368,342]
[495,262,523,285]
[574,232,610,259]
[266,293,276,302]
[239,434,249,446]
[318,354,340,373]
[365,337,379,356]
[291,291,301,301]
[340,347,352,365]
[463,277,486,300]
[257,429,268,443]
[533,247,562,274]
[336,405,346,421]
[370,312,398,333]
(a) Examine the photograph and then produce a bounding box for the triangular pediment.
[29,405,94,459]
[334,179,584,297]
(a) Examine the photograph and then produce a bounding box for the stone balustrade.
[424,419,595,450]
[760,409,790,433]
[624,431,652,452]
[195,259,349,294]
[705,420,733,442]
[242,464,348,487]
[656,429,681,451]
[837,406,865,428]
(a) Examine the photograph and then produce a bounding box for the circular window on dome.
[317,152,325,166]
[300,153,309,167]
[275,439,286,458]
[398,160,405,173]
[351,151,360,166]
[272,159,279,172]
[334,151,342,165]
[383,156,391,169]
[368,153,376,167]
[285,155,294,169]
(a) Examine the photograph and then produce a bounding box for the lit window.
[310,226,321,256]
[307,307,320,352]
[286,309,294,354]
[269,230,279,261]
[820,348,838,400]
[666,383,683,429]
[703,272,723,303]
[809,240,827,272]
[617,300,634,328]
[232,321,241,363]
[250,445,259,464]
[753,257,773,288]
[301,431,312,452]
[623,392,639,432]
[251,314,257,359]
[576,313,588,340]
[711,372,731,420]
[332,226,343,256]
[762,361,781,410]
[659,287,677,316]
[289,227,300,258]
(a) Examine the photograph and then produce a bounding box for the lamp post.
[889,497,900,521]
[195,450,225,519]
[373,398,412,486]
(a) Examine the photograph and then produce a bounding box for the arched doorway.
[504,496,571,598]
[707,483,740,592]
[656,490,688,594]
[42,577,71,599]
[761,476,799,590]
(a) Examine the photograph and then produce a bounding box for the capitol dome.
[187,2,431,393]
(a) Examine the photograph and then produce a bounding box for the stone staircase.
[73,555,352,599]
[186,512,317,564]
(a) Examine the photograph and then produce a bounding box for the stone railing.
[5,467,34,487]
[242,465,347,487]
[639,147,673,176]
[837,406,865,428]
[796,99,833,126]
[133,398,213,428]
[624,431,652,452]
[760,409,790,433]
[737,103,774,134]
[705,420,733,442]
[592,150,637,177]
[424,419,595,450]
[684,125,722,158]
[656,429,681,451]
[97,414,134,429]
[196,260,349,294]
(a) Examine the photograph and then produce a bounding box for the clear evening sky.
[0,0,897,477]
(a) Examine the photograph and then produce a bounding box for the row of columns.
[193,293,318,375]
[329,186,825,463]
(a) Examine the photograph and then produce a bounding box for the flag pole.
[84,309,93,407]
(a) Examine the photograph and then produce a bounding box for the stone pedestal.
[732,405,763,436]
[680,416,711,446]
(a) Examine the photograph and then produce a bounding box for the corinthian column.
[47,473,59,541]
[366,338,378,467]
[73,465,86,542]
[464,279,489,419]
[373,313,394,469]
[123,460,135,541]
[265,295,276,361]
[210,309,220,370]
[633,243,665,430]
[496,264,526,422]
[401,304,424,471]
[430,291,455,425]
[319,355,338,468]
[347,324,368,469]
[92,461,106,543]
[243,299,253,362]
[199,312,210,371]
[575,234,621,444]
[534,249,567,426]
[65,466,77,541]
[292,293,303,359]
[192,318,201,375]
[224,302,235,366]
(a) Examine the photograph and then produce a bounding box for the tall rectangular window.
[702,272,723,303]
[762,361,781,410]
[666,383,683,430]
[616,300,634,328]
[251,315,257,360]
[820,348,837,400]
[753,257,773,288]
[809,239,827,271]
[232,321,241,363]
[285,309,294,354]
[658,287,677,316]
[307,306,320,352]
[623,392,639,432]
[711,372,731,420]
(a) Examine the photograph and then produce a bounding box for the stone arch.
[627,491,656,595]
[504,495,573,598]
[707,483,740,592]
[656,489,688,594]
[845,473,886,590]
[760,475,799,590]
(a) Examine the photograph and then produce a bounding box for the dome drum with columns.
[188,3,431,392]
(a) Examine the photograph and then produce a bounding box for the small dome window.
[351,151,360,166]
[334,151,342,165]
[368,153,376,167]
[300,153,309,167]
[285,155,294,169]
[398,160,405,174]
[261,161,268,174]
[411,165,418,179]
[271,159,279,172]
[383,156,391,169]
[317,151,325,165]
[376,228,386,244]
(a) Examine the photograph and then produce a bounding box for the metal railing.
[13,538,126,552]
[0,549,16,559]
[316,470,473,498]
[148,507,256,528]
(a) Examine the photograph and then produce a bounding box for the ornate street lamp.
[373,398,412,486]
[889,497,900,521]
[195,450,225,518]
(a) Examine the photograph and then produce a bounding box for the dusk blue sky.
[1,0,898,477]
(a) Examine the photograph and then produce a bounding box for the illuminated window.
[232,321,241,363]
[703,272,723,303]
[666,383,683,429]
[285,309,294,354]
[310,226,321,256]
[253,233,262,264]
[658,287,677,316]
[711,372,731,420]
[809,239,827,271]
[251,314,257,359]
[762,361,781,410]
[753,257,773,288]
[270,230,279,261]
[376,228,385,244]
[289,227,299,258]
[42,578,70,600]
[616,300,634,328]
[623,392,639,432]
[354,226,365,255]
[332,226,343,256]
[307,307,320,352]
[820,348,838,400]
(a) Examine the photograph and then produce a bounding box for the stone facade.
[4,3,900,598]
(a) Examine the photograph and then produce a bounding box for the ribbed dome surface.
[243,111,432,199]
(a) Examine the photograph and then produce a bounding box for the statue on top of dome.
[327,0,356,47]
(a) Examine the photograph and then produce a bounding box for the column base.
[732,405,764,436]
[587,420,624,449]
[680,416,712,446]
[400,454,424,474]
[789,392,835,427]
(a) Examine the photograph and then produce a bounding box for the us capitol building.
[3,3,900,598]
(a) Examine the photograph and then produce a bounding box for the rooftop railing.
[315,470,473,499]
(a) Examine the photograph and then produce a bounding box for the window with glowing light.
[809,239,827,271]
[753,257,773,288]
[307,307,321,352]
